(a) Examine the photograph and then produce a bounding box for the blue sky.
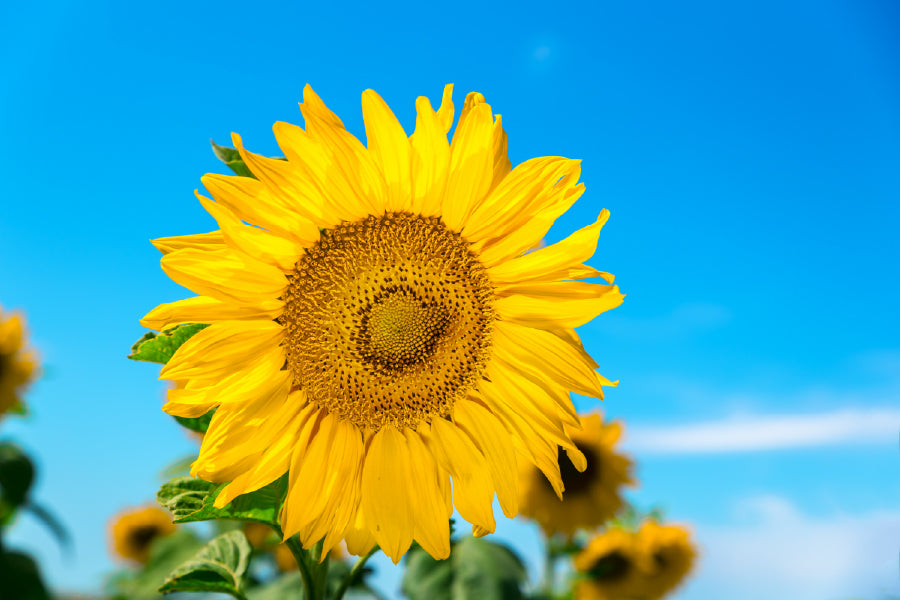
[2,0,898,598]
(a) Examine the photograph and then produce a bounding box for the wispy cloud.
[626,408,900,454]
[683,495,900,600]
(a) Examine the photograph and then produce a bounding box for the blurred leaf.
[159,530,252,599]
[173,408,216,434]
[106,529,204,600]
[160,454,197,479]
[211,140,255,178]
[402,536,527,600]
[0,549,51,600]
[247,572,304,600]
[128,323,208,364]
[24,501,71,554]
[157,475,287,534]
[0,442,34,525]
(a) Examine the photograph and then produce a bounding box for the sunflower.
[518,412,633,535]
[142,85,624,563]
[0,306,38,419]
[634,521,696,599]
[573,528,647,600]
[109,505,176,564]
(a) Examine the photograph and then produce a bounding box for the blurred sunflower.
[142,85,623,562]
[518,412,634,535]
[0,306,38,419]
[634,521,696,599]
[573,527,646,600]
[109,505,176,564]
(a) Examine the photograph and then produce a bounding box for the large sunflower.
[109,505,176,564]
[518,412,634,535]
[142,85,624,563]
[0,306,38,419]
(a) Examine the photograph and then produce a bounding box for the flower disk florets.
[281,211,495,430]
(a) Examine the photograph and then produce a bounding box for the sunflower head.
[634,521,696,599]
[142,84,624,563]
[0,306,39,419]
[109,505,176,564]
[518,412,634,536]
[573,527,647,600]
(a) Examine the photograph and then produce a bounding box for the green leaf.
[211,139,255,178]
[0,442,35,524]
[173,407,216,434]
[159,530,252,599]
[128,323,208,364]
[0,549,51,600]
[157,475,287,533]
[402,536,527,600]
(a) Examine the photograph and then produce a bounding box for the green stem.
[332,545,379,600]
[540,534,558,597]
[309,539,330,600]
[285,536,314,600]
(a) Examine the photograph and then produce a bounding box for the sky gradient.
[2,0,899,598]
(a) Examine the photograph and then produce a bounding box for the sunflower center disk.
[282,212,495,430]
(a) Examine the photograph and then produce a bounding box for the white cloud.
[626,408,900,454]
[681,495,900,600]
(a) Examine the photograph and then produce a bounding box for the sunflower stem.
[284,536,314,600]
[540,534,559,597]
[308,539,330,600]
[333,545,379,600]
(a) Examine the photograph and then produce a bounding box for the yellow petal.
[442,100,494,232]
[160,320,283,380]
[362,89,412,212]
[195,192,307,270]
[489,114,511,193]
[476,180,584,268]
[454,401,519,518]
[464,157,579,244]
[495,283,624,329]
[404,430,451,559]
[160,247,286,306]
[436,84,455,133]
[488,209,611,286]
[200,172,321,242]
[493,321,611,399]
[426,418,496,533]
[360,426,415,563]
[152,231,225,255]
[140,295,282,332]
[409,95,450,217]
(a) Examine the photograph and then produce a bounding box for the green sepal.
[128,323,209,364]
[211,139,255,178]
[0,442,34,526]
[158,530,252,599]
[174,408,216,434]
[402,535,527,600]
[157,475,287,535]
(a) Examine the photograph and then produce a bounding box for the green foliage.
[158,530,252,599]
[247,572,305,600]
[128,324,209,365]
[157,475,287,534]
[211,140,255,178]
[0,442,34,517]
[107,529,204,600]
[402,536,528,600]
[0,549,51,600]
